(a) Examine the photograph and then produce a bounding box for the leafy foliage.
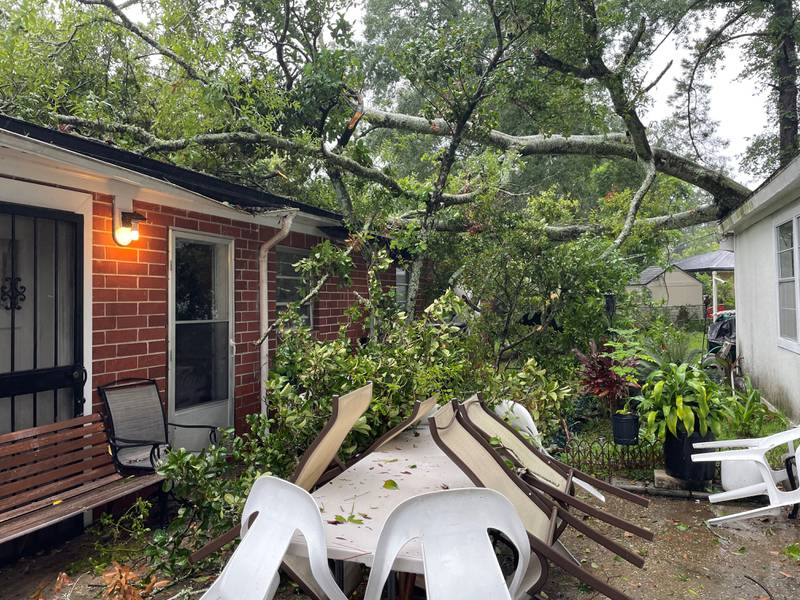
[724,376,789,439]
[636,362,729,440]
[480,357,573,438]
[143,247,575,575]
[575,340,637,414]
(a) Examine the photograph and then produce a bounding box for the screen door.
[169,231,233,449]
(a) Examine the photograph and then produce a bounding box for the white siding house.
[723,159,800,418]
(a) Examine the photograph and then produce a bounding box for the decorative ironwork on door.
[0,201,84,434]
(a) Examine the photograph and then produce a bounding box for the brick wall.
[91,195,389,433]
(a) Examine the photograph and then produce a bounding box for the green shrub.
[134,246,575,576]
[635,362,729,441]
[480,357,572,438]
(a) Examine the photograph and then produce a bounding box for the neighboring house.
[627,265,704,321]
[0,115,392,445]
[723,157,800,419]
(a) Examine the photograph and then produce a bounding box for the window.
[276,247,312,325]
[395,267,408,311]
[777,219,798,342]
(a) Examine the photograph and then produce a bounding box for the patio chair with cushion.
[465,395,651,507]
[200,475,348,600]
[362,488,531,600]
[98,378,218,473]
[429,401,647,600]
[692,426,800,524]
[190,382,374,598]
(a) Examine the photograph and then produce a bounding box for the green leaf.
[383,479,399,490]
[666,412,678,437]
[783,543,800,561]
[681,407,695,435]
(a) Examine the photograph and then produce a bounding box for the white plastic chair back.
[494,399,541,445]
[201,476,348,600]
[362,488,531,600]
[490,398,605,501]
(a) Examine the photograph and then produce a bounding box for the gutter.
[259,210,298,412]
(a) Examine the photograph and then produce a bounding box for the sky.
[645,30,770,189]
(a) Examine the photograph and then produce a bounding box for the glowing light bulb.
[114,226,134,246]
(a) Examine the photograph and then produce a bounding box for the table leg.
[398,572,416,600]
[333,560,345,588]
[386,572,397,600]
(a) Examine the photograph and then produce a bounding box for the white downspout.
[259,211,297,412]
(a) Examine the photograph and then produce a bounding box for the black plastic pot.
[612,413,640,446]
[664,428,715,484]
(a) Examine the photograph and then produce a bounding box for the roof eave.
[723,155,800,233]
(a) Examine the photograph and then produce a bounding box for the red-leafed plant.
[574,340,638,415]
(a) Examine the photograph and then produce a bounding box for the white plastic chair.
[362,488,531,600]
[692,427,800,525]
[494,399,605,502]
[200,476,348,600]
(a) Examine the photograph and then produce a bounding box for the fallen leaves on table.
[383,479,399,490]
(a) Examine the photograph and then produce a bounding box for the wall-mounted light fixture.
[114,209,146,246]
[110,182,146,246]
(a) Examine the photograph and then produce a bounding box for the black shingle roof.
[0,114,342,222]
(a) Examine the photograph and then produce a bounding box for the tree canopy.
[0,0,796,314]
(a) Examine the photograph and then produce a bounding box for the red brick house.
[0,115,389,445]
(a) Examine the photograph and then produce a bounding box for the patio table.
[287,422,474,577]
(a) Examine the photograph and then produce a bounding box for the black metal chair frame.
[98,377,218,474]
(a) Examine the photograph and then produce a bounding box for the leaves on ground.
[783,543,800,561]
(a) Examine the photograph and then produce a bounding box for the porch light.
[115,210,146,246]
[111,187,146,246]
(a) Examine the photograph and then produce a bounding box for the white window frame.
[776,215,800,354]
[275,246,313,327]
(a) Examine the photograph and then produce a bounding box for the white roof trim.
[0,128,340,232]
[723,155,800,233]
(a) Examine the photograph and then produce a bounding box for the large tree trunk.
[773,0,799,166]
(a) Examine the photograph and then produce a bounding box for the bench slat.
[0,473,122,525]
[0,453,113,501]
[0,422,106,460]
[0,414,101,444]
[1,445,109,487]
[0,432,108,472]
[0,473,164,546]
[0,462,118,514]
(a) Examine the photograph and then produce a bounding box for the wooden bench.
[0,413,164,546]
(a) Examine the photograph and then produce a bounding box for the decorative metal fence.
[559,437,663,480]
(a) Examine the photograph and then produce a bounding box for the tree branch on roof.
[360,106,751,212]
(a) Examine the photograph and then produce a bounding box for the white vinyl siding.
[777,219,798,342]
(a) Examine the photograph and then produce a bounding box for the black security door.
[0,201,84,434]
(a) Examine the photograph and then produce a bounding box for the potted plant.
[575,340,640,445]
[636,362,729,484]
[720,378,788,491]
